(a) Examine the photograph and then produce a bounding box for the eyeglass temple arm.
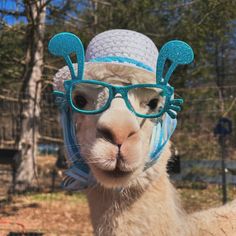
[156,40,194,85]
[48,32,85,81]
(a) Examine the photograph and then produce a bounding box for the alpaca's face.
[74,65,159,188]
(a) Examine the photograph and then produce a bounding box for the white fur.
[63,64,236,236]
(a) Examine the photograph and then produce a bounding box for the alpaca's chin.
[90,165,141,189]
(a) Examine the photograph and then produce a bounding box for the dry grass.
[0,155,236,235]
[0,192,92,236]
[1,185,236,235]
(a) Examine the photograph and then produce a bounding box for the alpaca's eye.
[73,95,87,109]
[147,98,159,110]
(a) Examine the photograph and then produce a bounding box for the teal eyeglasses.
[62,80,183,119]
[49,32,194,119]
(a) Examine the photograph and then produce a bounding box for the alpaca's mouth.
[102,167,132,178]
[90,163,135,188]
[103,169,132,178]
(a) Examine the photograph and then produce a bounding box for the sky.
[0,0,84,25]
[0,0,27,25]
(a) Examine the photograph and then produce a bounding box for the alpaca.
[80,64,236,236]
[49,30,236,236]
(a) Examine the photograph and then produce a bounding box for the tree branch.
[44,64,59,71]
[223,97,236,117]
[0,9,25,17]
[40,0,53,10]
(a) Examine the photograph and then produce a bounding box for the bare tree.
[15,0,49,191]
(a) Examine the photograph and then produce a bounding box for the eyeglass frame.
[54,79,183,119]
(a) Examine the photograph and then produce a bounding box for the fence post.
[219,135,227,204]
[214,117,232,204]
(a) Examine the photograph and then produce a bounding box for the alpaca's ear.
[48,32,85,81]
[156,40,194,85]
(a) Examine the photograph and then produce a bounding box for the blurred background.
[0,0,236,235]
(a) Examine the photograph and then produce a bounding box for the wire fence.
[0,89,64,201]
[0,86,235,157]
[0,89,63,149]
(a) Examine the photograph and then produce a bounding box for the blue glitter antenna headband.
[48,30,194,190]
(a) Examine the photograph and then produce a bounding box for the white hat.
[85,29,158,72]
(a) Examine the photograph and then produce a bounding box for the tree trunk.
[15,0,47,191]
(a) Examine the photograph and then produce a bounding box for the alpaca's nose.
[96,109,139,145]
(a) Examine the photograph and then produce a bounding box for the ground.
[0,192,92,236]
[1,184,236,235]
[0,155,236,235]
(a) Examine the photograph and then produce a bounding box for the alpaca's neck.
[86,170,193,236]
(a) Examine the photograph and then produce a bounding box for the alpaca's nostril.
[128,131,136,138]
[96,126,114,144]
